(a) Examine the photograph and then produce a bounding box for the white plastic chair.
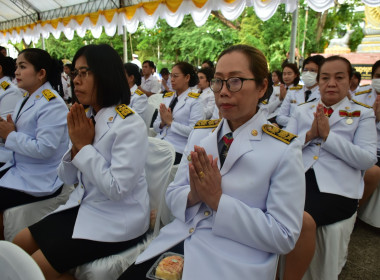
[0,240,45,280]
[358,185,380,228]
[148,93,163,109]
[142,103,156,132]
[73,137,175,280]
[3,184,75,241]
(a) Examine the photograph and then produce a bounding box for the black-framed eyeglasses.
[71,67,92,79]
[210,77,256,93]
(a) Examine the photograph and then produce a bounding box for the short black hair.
[143,60,155,68]
[124,63,142,86]
[160,68,170,75]
[198,67,214,83]
[282,63,300,85]
[352,71,361,83]
[202,60,214,69]
[173,62,199,87]
[372,60,380,79]
[73,44,130,108]
[303,55,325,69]
[272,70,283,84]
[0,56,16,78]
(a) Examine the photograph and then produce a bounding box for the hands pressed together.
[67,103,95,158]
[305,103,330,143]
[159,103,173,127]
[373,95,380,122]
[0,114,16,140]
[187,145,222,211]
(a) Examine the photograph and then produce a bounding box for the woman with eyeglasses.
[118,44,305,280]
[0,49,68,240]
[284,56,377,279]
[14,44,150,280]
[153,62,204,164]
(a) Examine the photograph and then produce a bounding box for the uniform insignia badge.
[289,85,303,90]
[352,99,372,108]
[262,124,297,144]
[355,89,371,96]
[251,130,258,136]
[135,89,144,96]
[42,89,56,101]
[261,100,268,105]
[339,110,360,125]
[194,119,221,129]
[0,81,10,90]
[188,92,201,99]
[163,92,174,98]
[115,104,135,119]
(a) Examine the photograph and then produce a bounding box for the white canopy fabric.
[0,0,378,45]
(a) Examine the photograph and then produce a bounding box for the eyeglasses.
[71,67,92,79]
[210,77,255,92]
[171,73,185,79]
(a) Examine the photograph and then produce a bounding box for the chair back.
[142,103,156,131]
[0,241,45,280]
[148,93,163,109]
[145,137,175,235]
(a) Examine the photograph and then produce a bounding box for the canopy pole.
[41,34,45,50]
[301,6,309,58]
[289,0,299,64]
[123,26,128,63]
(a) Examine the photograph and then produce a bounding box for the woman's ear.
[258,78,268,99]
[37,69,47,83]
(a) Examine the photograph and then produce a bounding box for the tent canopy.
[0,0,378,45]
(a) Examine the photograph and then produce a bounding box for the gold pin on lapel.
[187,154,192,161]
[345,107,350,110]
[36,95,40,98]
[108,117,113,121]
[251,130,258,136]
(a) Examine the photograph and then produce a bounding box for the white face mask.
[302,71,318,88]
[372,79,380,93]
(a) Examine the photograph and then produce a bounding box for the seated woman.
[284,56,377,279]
[118,44,305,280]
[197,67,215,119]
[0,56,23,119]
[0,49,68,240]
[13,44,150,280]
[153,62,204,164]
[124,62,148,117]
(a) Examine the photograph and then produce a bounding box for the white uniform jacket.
[130,84,148,116]
[286,97,377,199]
[54,106,149,242]
[276,85,320,127]
[141,74,161,95]
[260,84,282,120]
[0,76,23,119]
[353,85,376,107]
[137,109,305,280]
[0,82,68,196]
[198,87,215,119]
[153,88,204,154]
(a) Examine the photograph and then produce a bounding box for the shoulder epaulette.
[134,89,144,96]
[0,81,10,90]
[261,100,268,105]
[352,99,372,109]
[262,124,297,144]
[42,89,56,101]
[194,119,221,129]
[115,104,135,119]
[163,92,174,98]
[355,89,372,96]
[298,98,316,106]
[188,92,200,99]
[289,85,303,90]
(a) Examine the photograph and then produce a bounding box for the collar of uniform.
[176,87,192,102]
[0,76,11,84]
[142,74,154,83]
[320,96,347,111]
[130,84,138,95]
[305,85,319,95]
[29,81,52,100]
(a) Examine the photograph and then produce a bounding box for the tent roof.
[0,0,378,45]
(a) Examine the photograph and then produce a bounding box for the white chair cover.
[358,186,380,228]
[73,137,175,280]
[148,93,163,109]
[141,103,156,132]
[279,212,357,280]
[3,184,75,241]
[159,164,179,226]
[0,241,45,280]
